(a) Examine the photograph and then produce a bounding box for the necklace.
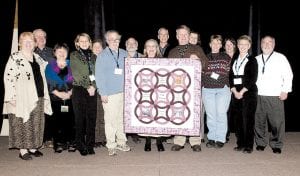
[177,44,189,58]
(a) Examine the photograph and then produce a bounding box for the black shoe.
[272,148,282,154]
[144,137,151,152]
[156,137,165,152]
[100,141,107,147]
[28,150,43,157]
[171,144,184,151]
[201,138,205,143]
[215,141,224,149]
[88,148,95,155]
[54,146,63,153]
[206,140,215,148]
[256,146,265,151]
[233,146,244,151]
[94,142,102,148]
[243,147,253,154]
[19,153,32,160]
[79,149,88,156]
[191,145,201,152]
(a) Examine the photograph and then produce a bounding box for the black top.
[30,56,44,97]
[229,54,258,92]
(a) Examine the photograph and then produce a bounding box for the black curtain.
[84,0,106,41]
[0,0,16,131]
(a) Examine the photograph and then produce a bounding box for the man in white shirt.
[254,35,293,154]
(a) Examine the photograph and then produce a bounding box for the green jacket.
[70,50,97,89]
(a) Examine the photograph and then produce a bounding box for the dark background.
[1,0,298,131]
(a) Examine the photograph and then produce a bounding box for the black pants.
[72,86,97,150]
[43,114,54,143]
[231,91,257,149]
[51,99,75,148]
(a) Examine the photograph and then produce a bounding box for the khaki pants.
[174,136,201,146]
[103,93,127,149]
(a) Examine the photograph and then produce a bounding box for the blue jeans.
[202,86,231,143]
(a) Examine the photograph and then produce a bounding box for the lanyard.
[261,52,273,74]
[109,48,120,68]
[235,54,248,74]
[79,49,93,75]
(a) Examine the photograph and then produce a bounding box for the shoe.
[191,145,201,152]
[272,148,282,154]
[108,148,117,156]
[68,145,76,152]
[88,148,95,155]
[206,140,215,148]
[171,144,184,151]
[201,138,205,143]
[256,146,265,151]
[243,147,253,154]
[156,137,165,152]
[79,149,88,156]
[144,137,151,152]
[44,140,54,148]
[94,142,102,148]
[233,146,244,151]
[54,146,63,153]
[166,138,173,144]
[100,141,107,147]
[19,153,32,160]
[28,150,43,157]
[116,144,131,152]
[215,141,224,149]
[132,136,141,144]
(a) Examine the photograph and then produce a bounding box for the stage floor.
[0,132,299,176]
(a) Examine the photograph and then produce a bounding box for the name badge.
[234,78,242,85]
[114,68,123,75]
[89,75,95,81]
[210,72,219,80]
[61,105,69,112]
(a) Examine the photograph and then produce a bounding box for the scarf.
[45,59,73,90]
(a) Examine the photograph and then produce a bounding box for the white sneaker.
[108,148,117,156]
[116,144,131,152]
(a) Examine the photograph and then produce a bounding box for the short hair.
[158,27,169,35]
[237,35,252,45]
[18,32,35,49]
[33,28,47,38]
[210,34,223,43]
[176,25,191,34]
[53,43,69,54]
[104,30,121,42]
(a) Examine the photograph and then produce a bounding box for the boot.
[156,137,165,152]
[144,137,151,152]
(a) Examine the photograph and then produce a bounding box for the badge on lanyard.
[61,105,69,112]
[89,75,95,81]
[114,68,123,75]
[233,78,242,85]
[210,72,220,80]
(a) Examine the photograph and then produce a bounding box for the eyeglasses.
[108,39,120,43]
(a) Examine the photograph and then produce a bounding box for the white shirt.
[256,51,293,96]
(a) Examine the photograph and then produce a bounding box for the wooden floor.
[0,132,300,176]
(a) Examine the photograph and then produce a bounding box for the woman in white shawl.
[3,32,52,160]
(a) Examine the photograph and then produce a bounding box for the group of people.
[3,25,293,160]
